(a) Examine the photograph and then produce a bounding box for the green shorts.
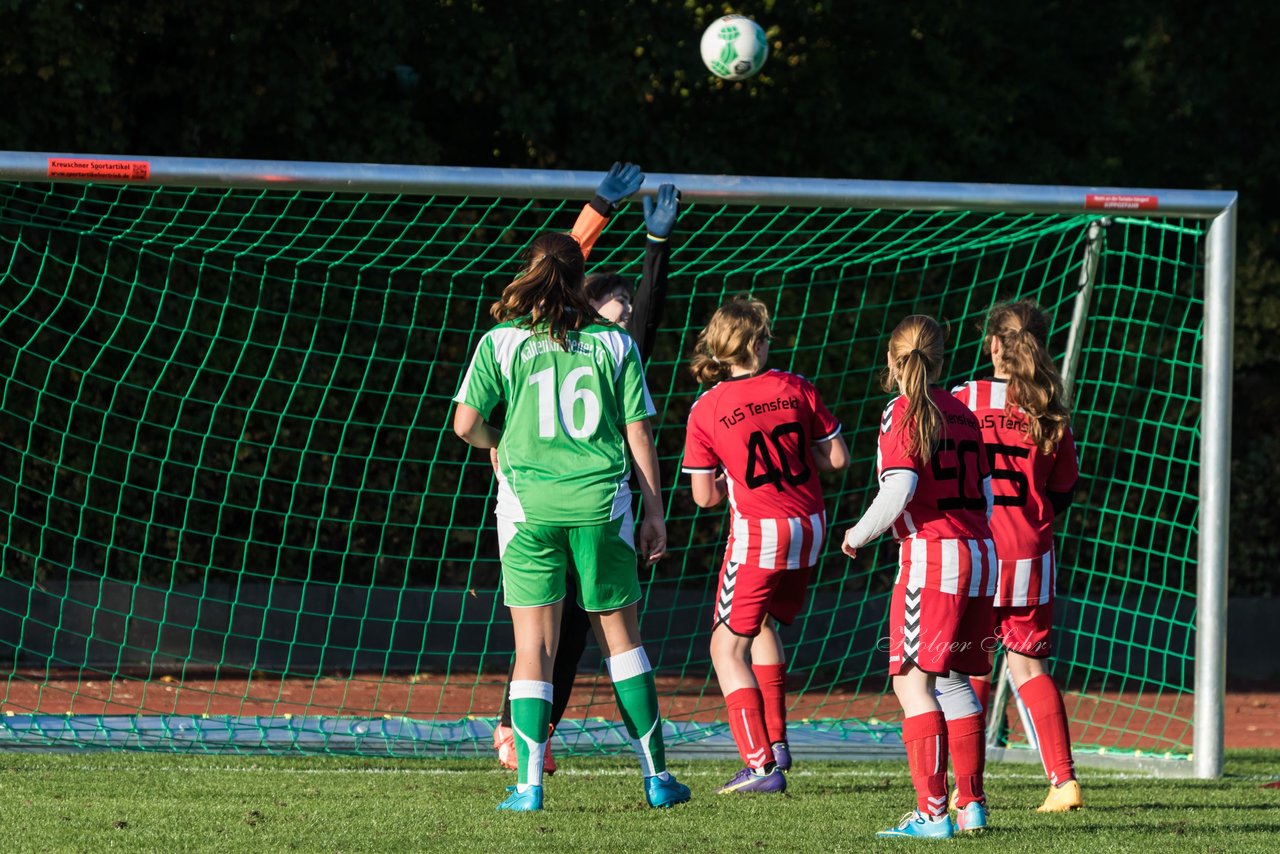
[496,510,641,611]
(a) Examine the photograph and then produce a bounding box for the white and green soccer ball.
[699,15,768,81]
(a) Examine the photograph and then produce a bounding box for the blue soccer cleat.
[716,765,787,795]
[772,741,792,772]
[497,785,544,812]
[875,810,954,840]
[956,800,988,833]
[645,773,692,809]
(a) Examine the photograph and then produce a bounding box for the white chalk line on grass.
[0,763,1221,782]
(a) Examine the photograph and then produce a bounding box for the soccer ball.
[699,15,768,81]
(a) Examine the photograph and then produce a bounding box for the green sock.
[509,680,552,788]
[608,648,666,777]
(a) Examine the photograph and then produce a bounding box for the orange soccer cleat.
[493,724,518,772]
[1036,779,1083,812]
[492,723,556,775]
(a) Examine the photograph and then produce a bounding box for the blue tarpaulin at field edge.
[0,715,906,759]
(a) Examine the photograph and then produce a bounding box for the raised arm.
[632,183,680,360]
[570,162,645,260]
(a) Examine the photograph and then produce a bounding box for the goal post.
[0,152,1234,778]
[1197,201,1235,780]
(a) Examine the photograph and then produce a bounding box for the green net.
[0,176,1206,761]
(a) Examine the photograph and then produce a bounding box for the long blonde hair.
[986,300,1070,453]
[884,315,945,459]
[489,231,594,347]
[690,296,772,385]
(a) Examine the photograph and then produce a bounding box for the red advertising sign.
[47,158,151,181]
[1085,193,1159,211]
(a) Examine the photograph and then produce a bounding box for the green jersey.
[454,319,656,525]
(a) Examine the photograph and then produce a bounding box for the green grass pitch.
[1,751,1276,851]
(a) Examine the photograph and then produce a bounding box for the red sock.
[947,713,986,807]
[1019,673,1076,786]
[752,664,787,745]
[971,677,992,716]
[725,687,772,770]
[902,711,948,817]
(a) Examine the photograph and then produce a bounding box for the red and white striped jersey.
[951,378,1079,606]
[896,536,998,598]
[875,388,996,594]
[723,509,829,570]
[993,551,1057,608]
[877,388,994,543]
[683,369,842,570]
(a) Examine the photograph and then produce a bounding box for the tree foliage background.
[1,0,1276,592]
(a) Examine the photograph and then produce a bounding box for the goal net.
[0,155,1233,776]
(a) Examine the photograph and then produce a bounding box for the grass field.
[0,750,1276,852]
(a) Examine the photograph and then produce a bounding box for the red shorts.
[712,557,812,637]
[995,602,1054,657]
[887,584,993,676]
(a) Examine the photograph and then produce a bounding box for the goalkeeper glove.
[593,161,644,212]
[643,183,680,240]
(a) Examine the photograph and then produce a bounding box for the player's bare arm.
[690,470,728,507]
[625,418,667,564]
[452,403,502,449]
[810,434,850,472]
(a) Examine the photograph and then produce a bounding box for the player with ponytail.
[952,299,1081,813]
[487,234,596,344]
[842,315,997,840]
[683,295,848,795]
[453,164,690,813]
[490,181,682,777]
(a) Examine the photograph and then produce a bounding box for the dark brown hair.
[884,315,945,459]
[489,232,593,347]
[584,272,631,304]
[985,299,1070,453]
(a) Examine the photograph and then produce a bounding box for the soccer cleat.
[493,723,555,775]
[875,810,955,839]
[497,785,544,812]
[771,741,792,772]
[1036,779,1083,812]
[956,801,988,833]
[494,724,517,772]
[645,773,692,809]
[716,765,787,795]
